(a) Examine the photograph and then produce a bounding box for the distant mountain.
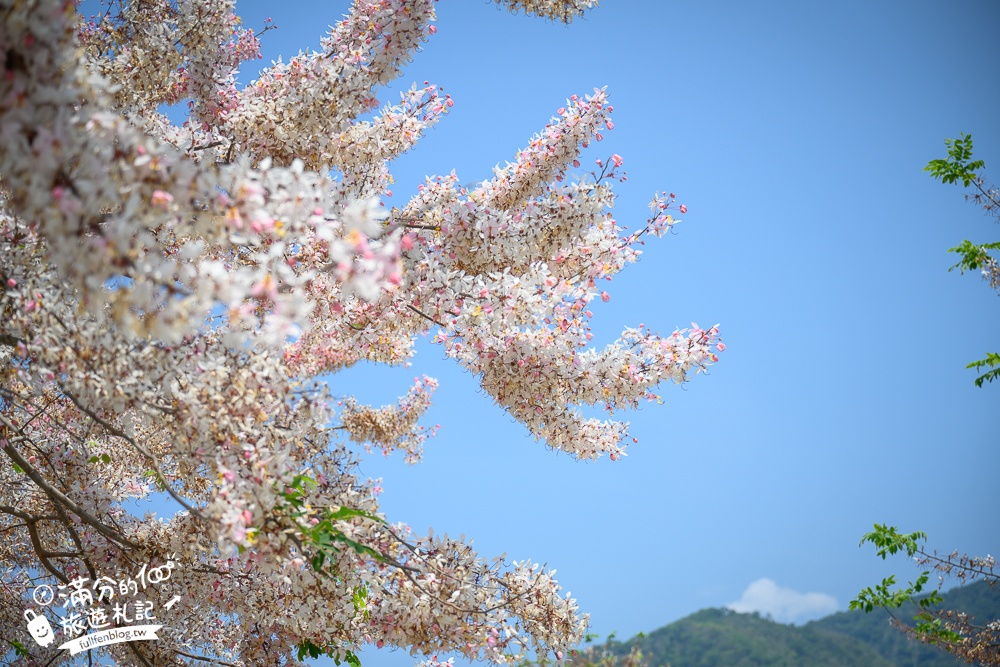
[609,581,998,667]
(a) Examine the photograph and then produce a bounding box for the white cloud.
[726,578,838,624]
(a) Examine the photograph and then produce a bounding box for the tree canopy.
[0,1,720,664]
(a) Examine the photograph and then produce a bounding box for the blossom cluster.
[492,0,600,23]
[340,376,440,464]
[0,0,719,665]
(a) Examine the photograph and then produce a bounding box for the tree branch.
[406,304,446,328]
[0,435,138,550]
[58,387,206,520]
[0,505,71,584]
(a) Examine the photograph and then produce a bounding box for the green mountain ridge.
[607,581,998,667]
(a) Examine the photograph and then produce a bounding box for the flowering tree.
[0,0,722,665]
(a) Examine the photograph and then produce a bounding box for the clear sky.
[164,0,1000,664]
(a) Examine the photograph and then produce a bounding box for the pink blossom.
[155,173,182,202]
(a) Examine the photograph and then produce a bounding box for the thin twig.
[406,304,446,328]
[173,649,238,666]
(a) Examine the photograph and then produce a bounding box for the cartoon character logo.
[24,609,55,647]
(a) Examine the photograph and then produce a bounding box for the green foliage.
[851,549,964,646]
[303,506,387,571]
[925,134,998,388]
[947,240,1000,274]
[277,474,391,573]
[911,614,964,647]
[851,574,939,614]
[352,585,370,621]
[966,352,1000,388]
[10,639,28,657]
[851,525,941,614]
[924,133,985,187]
[858,524,926,559]
[814,581,1000,666]
[295,640,362,667]
[853,525,1000,663]
[142,469,168,491]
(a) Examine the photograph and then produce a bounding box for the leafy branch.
[966,352,1000,388]
[852,524,999,664]
[925,134,986,187]
[925,133,999,387]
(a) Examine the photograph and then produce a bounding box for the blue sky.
[154,0,999,663]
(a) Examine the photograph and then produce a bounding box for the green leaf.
[853,525,940,614]
[947,240,999,273]
[327,532,385,561]
[312,648,363,667]
[142,469,167,491]
[925,133,984,188]
[344,650,363,667]
[11,639,28,657]
[296,639,331,661]
[967,353,1000,387]
[913,614,964,645]
[327,505,385,524]
[858,524,927,558]
[973,368,1000,387]
[352,586,369,619]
